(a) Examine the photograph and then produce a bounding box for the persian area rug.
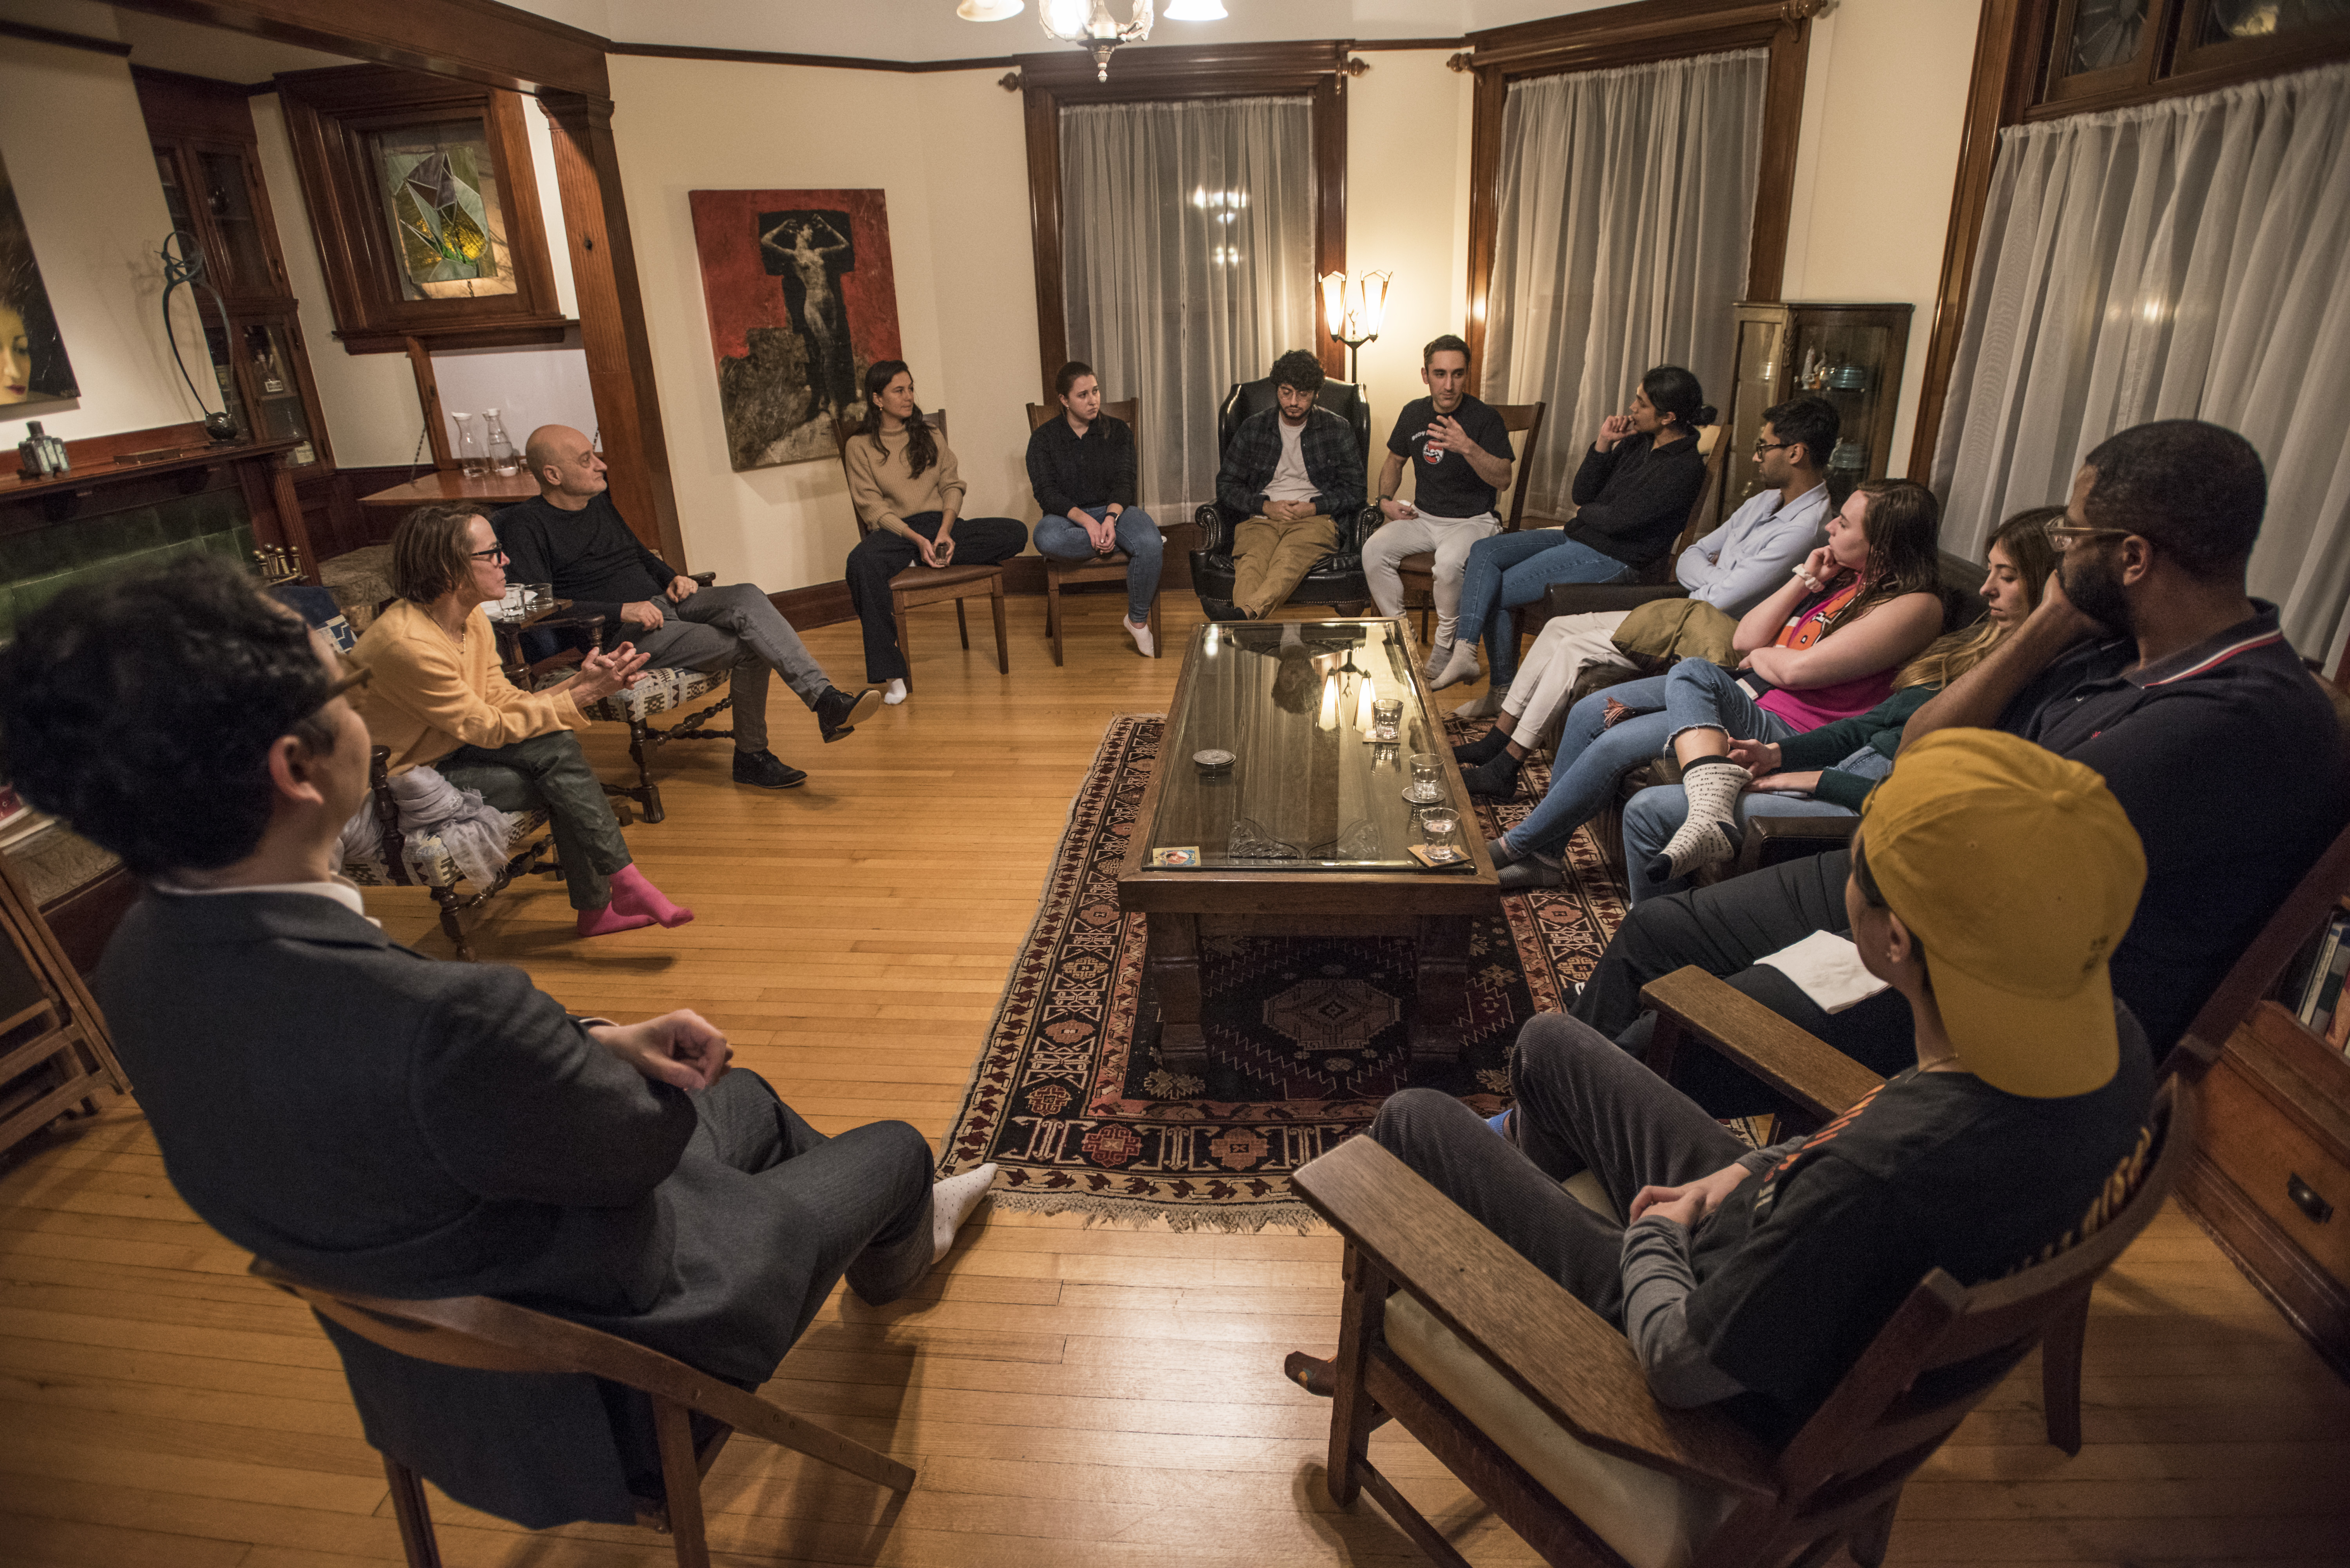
[942,714,1628,1232]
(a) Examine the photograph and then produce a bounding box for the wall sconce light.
[1320,270,1391,385]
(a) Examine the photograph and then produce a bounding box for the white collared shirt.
[152,875,380,928]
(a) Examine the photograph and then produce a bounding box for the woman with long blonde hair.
[1616,506,2063,903]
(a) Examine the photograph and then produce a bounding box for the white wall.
[608,54,1038,591]
[0,31,211,441]
[1781,0,1982,476]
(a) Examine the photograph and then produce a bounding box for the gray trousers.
[1368,1012,1746,1324]
[627,583,830,753]
[438,730,632,911]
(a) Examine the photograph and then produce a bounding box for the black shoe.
[1461,753,1524,798]
[733,749,807,789]
[814,685,882,743]
[1453,727,1513,766]
[1202,598,1246,622]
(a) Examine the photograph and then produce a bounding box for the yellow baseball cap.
[1856,728,2146,1098]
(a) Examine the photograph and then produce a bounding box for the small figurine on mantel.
[15,420,67,477]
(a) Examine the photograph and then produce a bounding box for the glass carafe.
[484,409,519,477]
[452,412,488,478]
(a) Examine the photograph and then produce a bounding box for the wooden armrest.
[1733,815,1858,876]
[690,571,717,586]
[1293,1135,1775,1498]
[1640,966,1884,1122]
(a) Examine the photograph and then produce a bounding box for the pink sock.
[609,863,694,928]
[577,902,656,937]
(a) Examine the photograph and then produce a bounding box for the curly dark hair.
[1271,349,1326,394]
[0,557,339,876]
[2082,419,2265,576]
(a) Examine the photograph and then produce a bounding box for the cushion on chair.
[1383,1291,1736,1568]
[342,807,548,890]
[559,666,729,725]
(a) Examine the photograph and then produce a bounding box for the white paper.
[1753,930,1891,1015]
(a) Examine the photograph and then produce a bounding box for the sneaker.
[732,748,807,789]
[1125,617,1156,658]
[814,685,882,742]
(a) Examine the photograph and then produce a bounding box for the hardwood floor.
[2,590,2347,1567]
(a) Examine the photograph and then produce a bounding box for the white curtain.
[1061,96,1318,515]
[1482,50,1767,518]
[1933,62,2350,663]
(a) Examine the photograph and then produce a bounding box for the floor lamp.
[1320,270,1390,387]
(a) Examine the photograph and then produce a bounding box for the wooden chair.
[251,1256,915,1568]
[338,745,558,962]
[1023,397,1161,665]
[1394,400,1548,646]
[832,411,1009,693]
[1290,1063,2192,1568]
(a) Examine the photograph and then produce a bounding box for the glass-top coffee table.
[1116,619,1500,1076]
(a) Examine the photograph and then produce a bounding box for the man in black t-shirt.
[1293,729,2155,1445]
[1361,335,1517,682]
[499,426,880,791]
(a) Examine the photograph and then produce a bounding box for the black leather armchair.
[1190,378,1379,613]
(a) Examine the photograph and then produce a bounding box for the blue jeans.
[1452,530,1635,688]
[1033,505,1162,624]
[1503,676,1675,859]
[1622,787,1858,905]
[1660,659,1806,751]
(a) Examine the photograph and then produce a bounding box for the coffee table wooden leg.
[1412,912,1470,1064]
[1149,912,1207,1076]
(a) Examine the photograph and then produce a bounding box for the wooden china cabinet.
[133,69,337,518]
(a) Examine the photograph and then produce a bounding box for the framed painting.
[277,67,564,353]
[0,145,79,409]
[687,188,903,471]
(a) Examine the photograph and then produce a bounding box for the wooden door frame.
[1018,41,1352,398]
[1459,0,1823,388]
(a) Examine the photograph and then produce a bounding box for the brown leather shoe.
[1284,1351,1338,1398]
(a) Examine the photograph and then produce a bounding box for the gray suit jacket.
[93,891,823,1527]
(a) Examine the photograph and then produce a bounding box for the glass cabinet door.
[1787,319,1897,499]
[197,150,277,301]
[237,320,320,469]
[1720,312,1786,523]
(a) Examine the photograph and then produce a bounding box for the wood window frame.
[1459,0,1824,385]
[1018,41,1351,397]
[275,65,568,354]
[1908,0,2350,479]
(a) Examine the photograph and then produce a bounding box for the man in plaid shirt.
[1209,349,1367,619]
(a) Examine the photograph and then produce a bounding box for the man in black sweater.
[499,426,880,789]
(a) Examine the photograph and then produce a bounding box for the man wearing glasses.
[1575,418,2349,1104]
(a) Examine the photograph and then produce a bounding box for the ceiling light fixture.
[1163,0,1227,17]
[1039,0,1156,81]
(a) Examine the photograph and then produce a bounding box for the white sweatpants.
[1499,611,1638,747]
[1362,510,1502,649]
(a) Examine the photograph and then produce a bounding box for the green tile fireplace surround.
[0,487,257,645]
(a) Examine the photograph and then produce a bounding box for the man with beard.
[1571,419,2348,1110]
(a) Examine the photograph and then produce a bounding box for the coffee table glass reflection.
[1119,620,1499,1078]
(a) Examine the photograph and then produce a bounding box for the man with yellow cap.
[1294,728,2155,1440]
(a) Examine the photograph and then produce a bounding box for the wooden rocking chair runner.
[1393,401,1548,645]
[1291,1073,2193,1568]
[251,1257,915,1568]
[1023,397,1162,665]
[830,410,1010,693]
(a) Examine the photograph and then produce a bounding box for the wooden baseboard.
[2177,1149,2350,1381]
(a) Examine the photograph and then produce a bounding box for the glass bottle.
[452,413,488,479]
[484,409,519,477]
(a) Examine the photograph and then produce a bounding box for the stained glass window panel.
[366,120,517,302]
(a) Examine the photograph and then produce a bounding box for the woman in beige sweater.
[842,359,1028,703]
[354,504,692,938]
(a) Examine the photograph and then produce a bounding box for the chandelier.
[960,0,1226,81]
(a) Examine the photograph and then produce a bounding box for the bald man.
[497,426,880,789]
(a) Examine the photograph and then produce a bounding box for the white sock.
[1421,639,1452,681]
[1453,684,1510,720]
[1431,640,1483,691]
[932,1162,997,1263]
[1125,617,1155,658]
[882,677,909,706]
[1647,760,1750,883]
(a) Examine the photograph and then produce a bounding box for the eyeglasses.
[2041,519,2133,553]
[1752,439,1795,455]
[468,545,510,562]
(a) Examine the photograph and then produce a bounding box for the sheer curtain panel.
[1482,50,1766,519]
[1932,63,2350,664]
[1062,96,1317,515]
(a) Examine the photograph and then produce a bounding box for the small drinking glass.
[1419,807,1462,861]
[1405,752,1445,804]
[1370,697,1403,742]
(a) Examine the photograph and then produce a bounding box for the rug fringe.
[985,1186,1328,1236]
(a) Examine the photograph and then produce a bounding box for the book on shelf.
[2302,912,2350,1038]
